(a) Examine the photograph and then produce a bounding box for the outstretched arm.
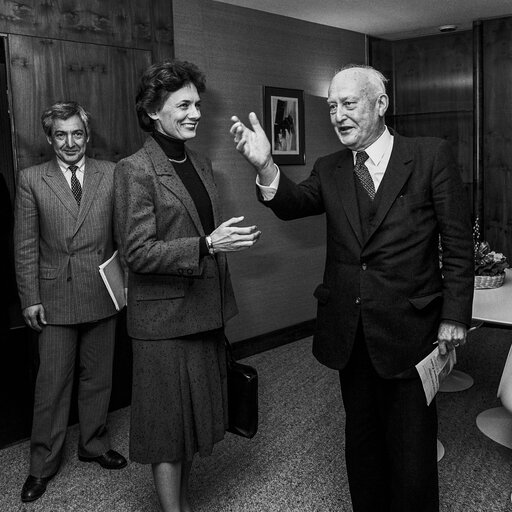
[230,112,277,186]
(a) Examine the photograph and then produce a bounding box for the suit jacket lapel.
[144,137,205,235]
[366,135,413,243]
[334,150,364,246]
[73,157,104,236]
[188,149,221,228]
[42,159,79,218]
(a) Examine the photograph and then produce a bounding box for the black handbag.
[225,337,258,438]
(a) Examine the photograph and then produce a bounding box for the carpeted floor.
[1,327,512,511]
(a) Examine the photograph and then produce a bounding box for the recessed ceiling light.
[438,24,457,32]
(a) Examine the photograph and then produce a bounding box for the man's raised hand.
[230,113,276,184]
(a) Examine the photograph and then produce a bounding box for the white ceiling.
[213,0,512,39]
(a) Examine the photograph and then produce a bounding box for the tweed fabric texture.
[114,137,238,340]
[129,329,228,464]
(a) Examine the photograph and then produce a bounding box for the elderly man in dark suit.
[230,65,474,512]
[14,101,126,503]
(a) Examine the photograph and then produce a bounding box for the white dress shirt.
[57,156,85,188]
[257,127,394,200]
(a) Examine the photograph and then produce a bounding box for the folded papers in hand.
[415,347,456,405]
[99,250,126,311]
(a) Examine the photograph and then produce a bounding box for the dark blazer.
[114,136,238,340]
[14,157,118,324]
[263,132,474,378]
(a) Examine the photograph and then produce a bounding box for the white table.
[472,269,512,448]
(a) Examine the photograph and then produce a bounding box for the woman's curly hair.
[135,60,206,132]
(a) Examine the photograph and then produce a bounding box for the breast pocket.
[39,267,59,280]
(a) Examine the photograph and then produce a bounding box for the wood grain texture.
[173,0,366,341]
[482,16,512,257]
[8,34,150,168]
[393,32,473,114]
[0,0,173,55]
[371,32,474,197]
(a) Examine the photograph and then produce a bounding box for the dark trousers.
[339,323,439,512]
[29,316,117,477]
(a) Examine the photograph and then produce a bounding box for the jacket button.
[187,269,193,275]
[361,263,367,270]
[355,297,361,305]
[67,277,72,282]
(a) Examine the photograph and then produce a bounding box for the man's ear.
[377,93,389,117]
[46,135,52,145]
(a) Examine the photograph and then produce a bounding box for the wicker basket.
[474,272,506,289]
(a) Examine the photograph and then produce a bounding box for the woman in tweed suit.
[114,60,260,512]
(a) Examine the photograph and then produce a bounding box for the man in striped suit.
[14,101,126,503]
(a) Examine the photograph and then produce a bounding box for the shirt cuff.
[256,165,280,201]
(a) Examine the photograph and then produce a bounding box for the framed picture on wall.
[263,86,305,165]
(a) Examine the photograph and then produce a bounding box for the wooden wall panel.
[482,16,512,256]
[393,32,473,114]
[370,31,474,211]
[8,34,151,168]
[0,0,173,56]
[368,37,394,113]
[0,38,14,202]
[173,0,366,341]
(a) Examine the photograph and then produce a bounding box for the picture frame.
[263,86,305,165]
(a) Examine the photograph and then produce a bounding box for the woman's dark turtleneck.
[151,130,187,161]
[151,130,214,256]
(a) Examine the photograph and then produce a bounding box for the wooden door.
[8,34,151,170]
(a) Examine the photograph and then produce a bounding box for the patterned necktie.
[69,165,82,206]
[354,151,375,200]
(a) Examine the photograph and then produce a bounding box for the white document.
[98,250,126,311]
[415,347,457,406]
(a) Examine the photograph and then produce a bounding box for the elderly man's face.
[327,69,387,152]
[46,115,89,166]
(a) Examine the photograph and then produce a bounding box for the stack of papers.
[99,250,126,311]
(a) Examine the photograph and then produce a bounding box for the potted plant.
[472,216,509,290]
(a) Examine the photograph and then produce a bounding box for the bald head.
[327,65,389,151]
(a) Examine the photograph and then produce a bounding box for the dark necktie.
[354,151,375,200]
[69,165,82,206]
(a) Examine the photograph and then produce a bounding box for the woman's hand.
[210,216,261,253]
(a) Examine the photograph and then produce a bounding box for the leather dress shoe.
[21,473,56,502]
[78,449,127,469]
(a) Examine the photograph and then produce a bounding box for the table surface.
[472,269,512,326]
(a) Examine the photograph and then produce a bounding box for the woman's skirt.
[129,328,228,463]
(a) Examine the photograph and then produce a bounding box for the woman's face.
[149,83,201,140]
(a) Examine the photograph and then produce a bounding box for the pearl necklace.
[168,155,187,164]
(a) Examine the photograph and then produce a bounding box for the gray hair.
[41,101,91,138]
[335,64,389,95]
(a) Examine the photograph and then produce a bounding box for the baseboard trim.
[231,319,316,360]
